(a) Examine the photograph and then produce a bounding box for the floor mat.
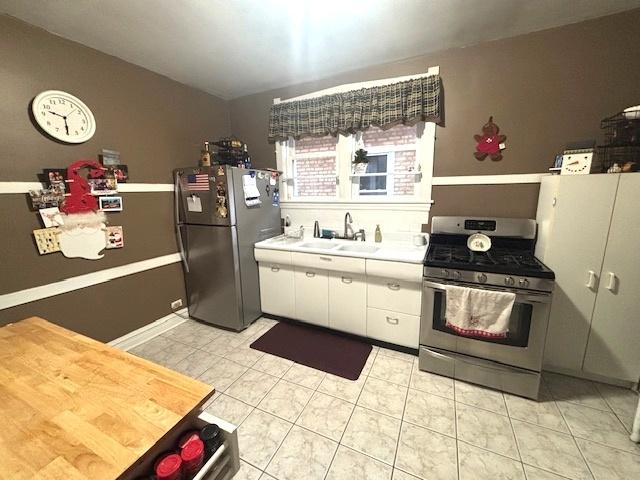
[250,322,372,380]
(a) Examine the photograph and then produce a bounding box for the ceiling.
[3,0,640,99]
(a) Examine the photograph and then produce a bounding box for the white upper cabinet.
[583,173,640,381]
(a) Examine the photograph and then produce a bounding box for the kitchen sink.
[298,241,337,250]
[336,244,380,253]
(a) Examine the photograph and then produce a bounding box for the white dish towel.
[444,285,516,338]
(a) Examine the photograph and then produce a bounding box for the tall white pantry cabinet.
[535,173,640,383]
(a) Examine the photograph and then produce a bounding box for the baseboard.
[109,308,188,351]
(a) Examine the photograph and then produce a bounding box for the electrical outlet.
[170,299,183,310]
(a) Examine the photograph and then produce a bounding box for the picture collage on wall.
[28,149,128,258]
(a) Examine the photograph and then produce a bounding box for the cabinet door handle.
[387,282,401,291]
[271,265,280,272]
[319,256,332,261]
[341,276,352,284]
[605,272,617,291]
[306,271,316,278]
[386,316,399,325]
[585,270,597,289]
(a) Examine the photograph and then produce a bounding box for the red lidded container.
[155,453,183,480]
[181,438,205,478]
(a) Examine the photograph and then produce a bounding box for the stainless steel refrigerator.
[174,165,281,330]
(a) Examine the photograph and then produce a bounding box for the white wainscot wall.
[281,201,431,238]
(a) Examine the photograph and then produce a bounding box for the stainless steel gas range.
[419,217,555,399]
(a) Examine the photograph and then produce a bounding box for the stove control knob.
[452,271,461,280]
[477,273,487,283]
[505,276,515,286]
[519,278,530,288]
[440,269,450,278]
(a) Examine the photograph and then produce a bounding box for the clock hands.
[47,110,71,135]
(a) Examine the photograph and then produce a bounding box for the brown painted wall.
[1,16,230,340]
[0,263,186,343]
[230,9,640,219]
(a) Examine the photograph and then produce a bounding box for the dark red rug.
[250,322,372,380]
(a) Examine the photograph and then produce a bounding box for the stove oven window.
[432,290,533,347]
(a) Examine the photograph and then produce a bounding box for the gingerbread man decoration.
[474,116,507,161]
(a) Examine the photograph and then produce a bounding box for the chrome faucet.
[344,212,354,239]
[354,229,366,242]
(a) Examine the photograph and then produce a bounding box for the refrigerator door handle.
[174,173,189,273]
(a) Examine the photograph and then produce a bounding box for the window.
[276,70,437,204]
[353,124,420,198]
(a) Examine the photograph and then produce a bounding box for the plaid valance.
[268,74,442,143]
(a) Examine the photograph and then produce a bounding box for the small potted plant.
[352,148,369,175]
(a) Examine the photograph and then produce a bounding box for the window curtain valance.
[268,74,441,143]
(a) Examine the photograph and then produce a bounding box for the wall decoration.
[90,177,118,195]
[33,227,61,255]
[106,226,124,249]
[41,168,68,193]
[39,207,65,228]
[31,90,96,143]
[99,148,121,166]
[474,116,507,161]
[108,165,128,183]
[61,159,104,214]
[99,196,123,212]
[28,187,65,210]
[58,211,107,260]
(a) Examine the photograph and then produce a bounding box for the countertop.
[255,234,429,264]
[0,317,214,480]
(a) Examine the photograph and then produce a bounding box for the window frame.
[275,67,438,205]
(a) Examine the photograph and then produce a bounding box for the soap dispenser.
[374,224,382,243]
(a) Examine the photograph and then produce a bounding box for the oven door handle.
[423,280,551,304]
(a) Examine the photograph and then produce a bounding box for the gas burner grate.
[427,245,544,270]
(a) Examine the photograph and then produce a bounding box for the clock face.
[32,90,96,143]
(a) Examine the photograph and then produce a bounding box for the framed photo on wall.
[98,196,123,212]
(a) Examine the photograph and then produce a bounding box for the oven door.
[420,279,551,371]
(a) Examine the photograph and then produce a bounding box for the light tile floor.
[128,317,640,480]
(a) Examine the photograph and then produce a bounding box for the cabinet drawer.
[367,277,421,315]
[255,248,292,265]
[367,307,419,349]
[366,259,423,282]
[258,263,295,318]
[294,267,329,327]
[291,252,366,275]
[328,272,367,336]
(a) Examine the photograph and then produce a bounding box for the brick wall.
[294,135,337,154]
[294,155,336,197]
[394,150,416,196]
[363,124,416,147]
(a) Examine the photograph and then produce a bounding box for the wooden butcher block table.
[0,317,214,480]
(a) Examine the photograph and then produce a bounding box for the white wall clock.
[32,90,96,143]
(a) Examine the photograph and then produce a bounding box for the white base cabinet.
[294,267,329,327]
[366,307,420,349]
[536,173,640,382]
[256,251,422,349]
[328,272,367,336]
